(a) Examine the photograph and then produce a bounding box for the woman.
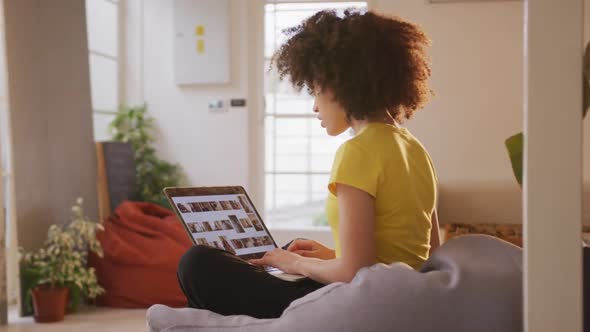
[177,9,439,319]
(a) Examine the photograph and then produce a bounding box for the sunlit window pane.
[264,5,276,58]
[86,0,118,57]
[276,136,308,155]
[265,174,275,209]
[274,118,310,136]
[275,174,308,193]
[265,118,275,172]
[86,0,120,142]
[264,1,366,228]
[310,155,334,172]
[275,155,307,172]
[88,54,118,112]
[310,135,347,154]
[275,97,312,115]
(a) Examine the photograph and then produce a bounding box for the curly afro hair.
[272,9,432,122]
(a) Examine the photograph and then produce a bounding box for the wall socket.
[208,99,227,112]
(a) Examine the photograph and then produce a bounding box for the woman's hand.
[286,239,336,260]
[249,249,303,275]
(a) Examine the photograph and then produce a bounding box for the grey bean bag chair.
[146,234,522,332]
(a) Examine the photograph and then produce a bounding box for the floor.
[0,306,147,332]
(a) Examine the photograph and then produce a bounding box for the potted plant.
[109,104,184,209]
[19,198,105,323]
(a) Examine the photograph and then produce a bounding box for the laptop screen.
[170,193,276,258]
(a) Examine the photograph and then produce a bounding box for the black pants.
[177,243,325,319]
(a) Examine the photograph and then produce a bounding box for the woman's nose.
[312,101,318,113]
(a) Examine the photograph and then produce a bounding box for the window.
[264,2,366,228]
[85,0,120,141]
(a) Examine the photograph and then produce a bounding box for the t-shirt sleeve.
[328,141,379,197]
[424,151,439,208]
[425,152,438,185]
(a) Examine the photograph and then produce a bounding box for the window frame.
[258,0,371,229]
[86,0,124,141]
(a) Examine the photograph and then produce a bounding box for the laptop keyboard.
[264,266,280,273]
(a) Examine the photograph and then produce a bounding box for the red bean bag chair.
[89,200,192,308]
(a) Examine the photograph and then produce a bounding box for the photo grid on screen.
[173,194,274,256]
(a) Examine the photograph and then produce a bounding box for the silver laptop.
[164,186,305,282]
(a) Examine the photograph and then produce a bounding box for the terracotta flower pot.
[31,285,69,323]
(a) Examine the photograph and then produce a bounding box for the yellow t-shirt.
[326,123,437,270]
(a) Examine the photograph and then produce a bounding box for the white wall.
[126,0,590,225]
[125,0,251,191]
[373,0,523,225]
[373,0,590,225]
[123,0,331,245]
[375,0,525,184]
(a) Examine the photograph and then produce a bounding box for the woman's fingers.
[286,240,302,251]
[287,239,316,252]
[294,250,317,257]
[249,254,269,265]
[249,258,263,265]
[250,249,278,265]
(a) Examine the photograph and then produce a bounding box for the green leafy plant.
[19,198,105,313]
[109,104,184,207]
[505,42,590,185]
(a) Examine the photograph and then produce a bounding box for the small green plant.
[109,104,184,207]
[19,198,105,313]
[505,42,590,185]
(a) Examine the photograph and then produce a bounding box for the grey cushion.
[147,235,522,332]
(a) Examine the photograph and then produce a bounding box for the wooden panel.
[0,0,8,323]
[4,0,98,247]
[0,119,6,325]
[96,143,111,223]
[3,0,98,315]
[96,142,137,222]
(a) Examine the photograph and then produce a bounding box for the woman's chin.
[325,127,345,136]
[321,121,347,136]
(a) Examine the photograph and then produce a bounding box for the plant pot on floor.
[31,286,69,323]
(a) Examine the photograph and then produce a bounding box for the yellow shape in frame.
[195,25,205,36]
[197,39,205,54]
